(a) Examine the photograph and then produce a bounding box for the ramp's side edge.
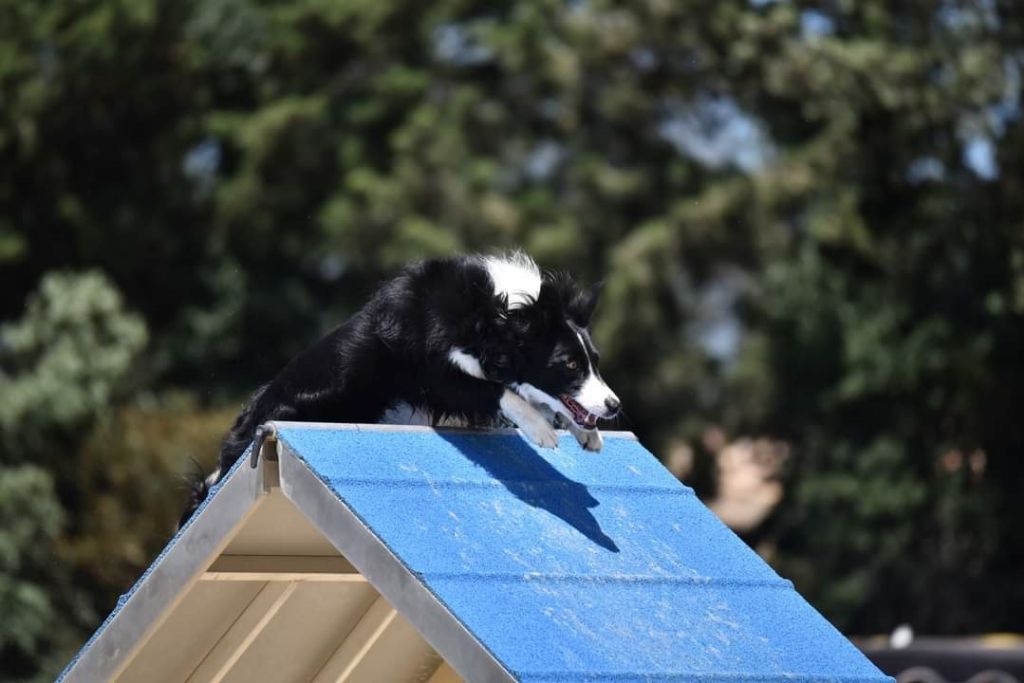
[58,450,268,683]
[277,441,517,683]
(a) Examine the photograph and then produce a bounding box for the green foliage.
[0,272,148,456]
[0,272,150,679]
[0,466,64,681]
[2,0,1024,676]
[66,399,234,598]
[0,272,233,679]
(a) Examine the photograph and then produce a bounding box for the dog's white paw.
[575,427,603,452]
[567,419,603,452]
[500,388,559,449]
[520,417,559,449]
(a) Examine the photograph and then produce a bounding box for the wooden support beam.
[186,581,297,683]
[311,595,398,683]
[200,555,365,583]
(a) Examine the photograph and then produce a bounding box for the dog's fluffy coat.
[181,253,619,524]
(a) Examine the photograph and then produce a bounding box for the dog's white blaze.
[448,347,486,379]
[575,372,617,416]
[572,330,618,416]
[483,252,541,309]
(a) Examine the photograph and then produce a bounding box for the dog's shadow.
[438,431,620,553]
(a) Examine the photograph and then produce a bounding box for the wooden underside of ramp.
[63,440,464,683]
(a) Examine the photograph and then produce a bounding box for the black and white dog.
[181,252,620,523]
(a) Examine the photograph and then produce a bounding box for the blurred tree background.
[2,0,1023,679]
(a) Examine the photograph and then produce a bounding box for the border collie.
[181,252,620,524]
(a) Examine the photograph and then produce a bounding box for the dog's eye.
[565,360,578,371]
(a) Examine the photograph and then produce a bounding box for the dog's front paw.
[575,428,603,452]
[500,389,559,449]
[520,416,559,449]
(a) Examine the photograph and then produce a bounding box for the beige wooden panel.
[311,595,444,683]
[202,554,363,582]
[220,581,381,683]
[187,582,297,683]
[311,595,398,683]
[224,488,339,556]
[115,581,263,683]
[337,612,443,683]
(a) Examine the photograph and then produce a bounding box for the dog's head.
[508,274,621,431]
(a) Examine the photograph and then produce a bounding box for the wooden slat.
[311,595,398,683]
[201,555,364,582]
[186,581,297,683]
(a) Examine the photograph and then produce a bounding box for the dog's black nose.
[604,396,621,417]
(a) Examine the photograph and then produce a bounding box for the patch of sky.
[906,157,946,184]
[963,137,998,180]
[537,98,563,122]
[630,48,658,72]
[658,96,776,173]
[955,53,1020,181]
[689,269,751,363]
[937,0,999,31]
[524,140,566,181]
[567,0,590,15]
[667,264,750,364]
[800,10,835,39]
[318,254,346,282]
[697,312,743,363]
[988,54,1022,136]
[182,138,221,194]
[433,22,493,67]
[953,51,1020,181]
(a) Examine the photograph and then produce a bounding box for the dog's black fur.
[180,254,616,525]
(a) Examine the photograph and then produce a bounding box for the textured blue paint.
[277,427,892,683]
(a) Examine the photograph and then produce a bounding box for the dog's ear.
[569,281,603,327]
[532,280,564,327]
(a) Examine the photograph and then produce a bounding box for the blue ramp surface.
[276,426,891,683]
